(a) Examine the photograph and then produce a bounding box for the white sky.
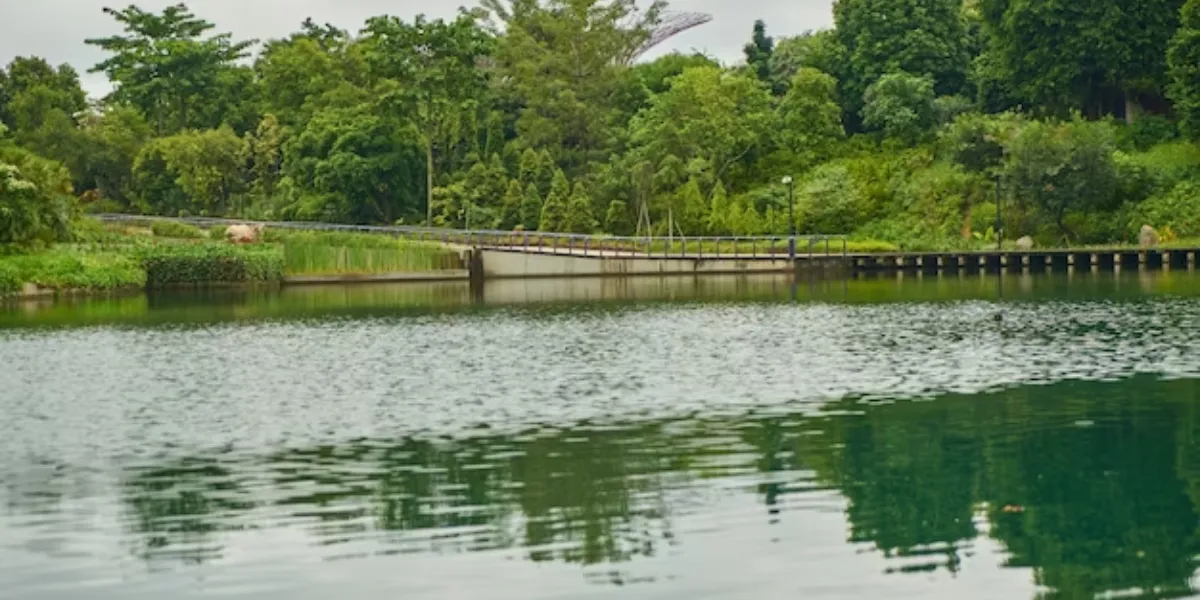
[0,0,836,97]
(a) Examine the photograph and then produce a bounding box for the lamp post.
[782,176,796,261]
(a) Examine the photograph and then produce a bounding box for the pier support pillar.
[1028,253,1047,273]
[1146,250,1165,270]
[1050,253,1070,272]
[468,247,485,298]
[1169,250,1190,269]
[1072,253,1093,271]
[1119,252,1140,271]
[1098,253,1116,271]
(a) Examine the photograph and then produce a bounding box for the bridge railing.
[426,231,849,260]
[92,214,848,259]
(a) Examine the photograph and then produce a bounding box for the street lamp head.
[781,176,793,185]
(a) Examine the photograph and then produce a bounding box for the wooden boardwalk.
[850,249,1200,274]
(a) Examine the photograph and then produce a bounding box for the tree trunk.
[426,139,434,228]
[1124,91,1141,125]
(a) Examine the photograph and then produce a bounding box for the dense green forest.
[5,0,1200,250]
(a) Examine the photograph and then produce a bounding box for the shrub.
[1129,179,1200,238]
[0,147,77,248]
[891,163,991,241]
[1118,115,1180,150]
[795,163,870,234]
[1115,142,1200,201]
[138,244,283,288]
[1002,117,1120,243]
[150,220,207,239]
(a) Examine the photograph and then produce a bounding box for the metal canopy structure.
[627,11,713,63]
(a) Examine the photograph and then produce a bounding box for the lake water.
[4,272,1200,599]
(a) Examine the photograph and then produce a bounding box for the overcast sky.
[0,0,835,97]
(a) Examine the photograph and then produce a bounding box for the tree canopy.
[2,0,1199,249]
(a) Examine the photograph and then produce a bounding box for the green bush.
[1117,142,1200,195]
[891,163,991,240]
[1129,179,1200,239]
[150,220,207,239]
[795,163,870,234]
[0,147,78,248]
[138,244,283,288]
[1118,115,1180,150]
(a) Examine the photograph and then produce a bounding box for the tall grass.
[274,229,463,275]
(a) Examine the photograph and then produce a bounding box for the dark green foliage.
[862,73,937,145]
[539,169,570,232]
[1121,115,1181,150]
[562,182,598,234]
[282,104,425,224]
[834,0,970,120]
[519,183,543,231]
[138,244,283,288]
[1170,0,1200,139]
[979,0,1184,117]
[603,200,634,236]
[744,20,776,90]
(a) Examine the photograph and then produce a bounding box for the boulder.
[1139,225,1160,248]
[1015,236,1034,251]
[225,224,264,244]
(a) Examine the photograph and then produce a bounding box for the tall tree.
[562,181,598,233]
[282,104,425,224]
[247,114,284,199]
[978,0,1185,120]
[1169,0,1200,139]
[0,57,87,131]
[85,3,257,135]
[769,30,847,94]
[777,68,846,169]
[628,66,776,197]
[254,24,366,127]
[482,0,665,174]
[862,72,937,145]
[833,0,970,122]
[519,182,543,231]
[361,12,494,227]
[76,105,154,209]
[743,20,776,90]
[539,168,571,231]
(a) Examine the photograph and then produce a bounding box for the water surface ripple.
[3,278,1200,599]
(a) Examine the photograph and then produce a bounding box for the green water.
[3,273,1200,599]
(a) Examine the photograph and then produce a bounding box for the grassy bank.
[0,243,283,296]
[1,220,465,297]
